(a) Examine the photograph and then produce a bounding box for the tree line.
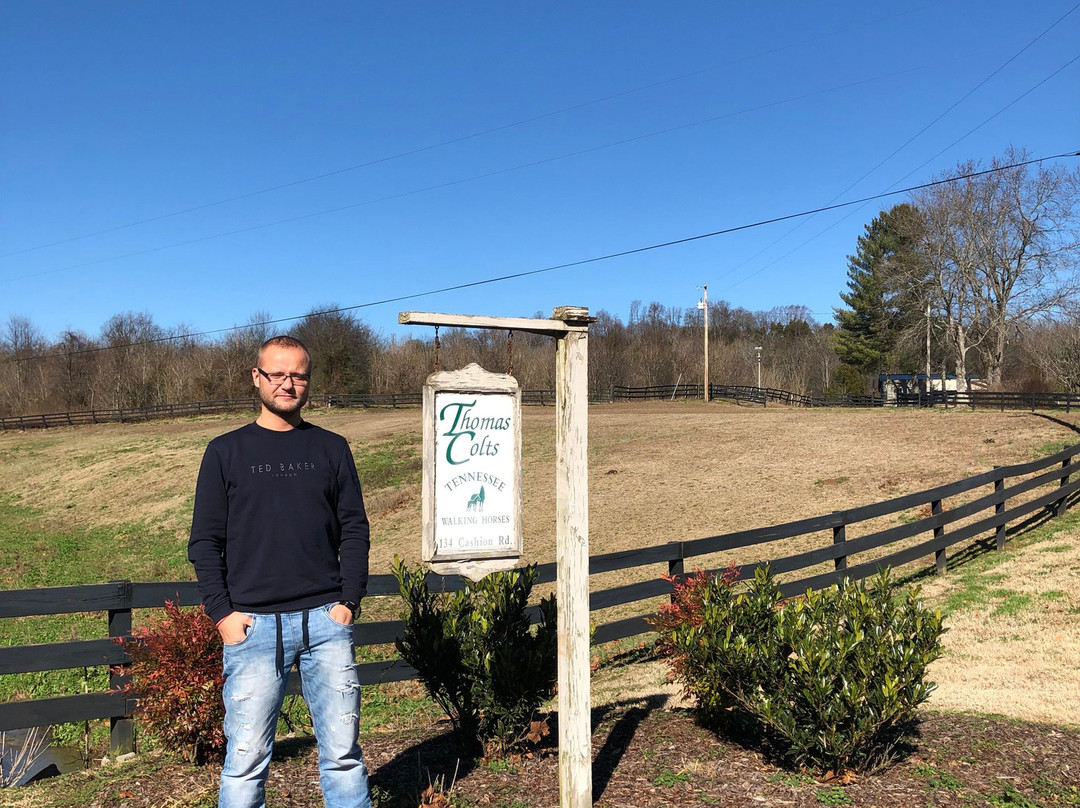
[3,148,1078,417]
[833,147,1080,394]
[0,300,839,417]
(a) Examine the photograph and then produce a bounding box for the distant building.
[878,373,984,401]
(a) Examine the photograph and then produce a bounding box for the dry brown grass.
[1,400,1078,725]
[917,529,1080,724]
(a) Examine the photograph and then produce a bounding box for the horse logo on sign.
[466,486,485,513]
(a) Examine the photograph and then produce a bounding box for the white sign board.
[422,363,522,579]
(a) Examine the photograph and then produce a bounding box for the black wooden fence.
[3,440,1079,755]
[0,391,572,431]
[610,384,815,407]
[7,386,1080,430]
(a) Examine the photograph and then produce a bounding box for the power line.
[721,51,1080,297]
[5,150,1076,365]
[6,62,935,283]
[715,3,1080,285]
[0,3,939,260]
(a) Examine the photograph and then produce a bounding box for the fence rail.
[3,440,1079,754]
[0,390,574,431]
[8,386,1080,430]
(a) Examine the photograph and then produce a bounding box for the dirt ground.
[4,401,1080,806]
[16,707,1080,807]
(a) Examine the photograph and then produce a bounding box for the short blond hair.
[257,335,311,368]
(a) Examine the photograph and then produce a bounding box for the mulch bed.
[70,705,1080,808]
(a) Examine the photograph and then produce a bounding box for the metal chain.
[506,329,513,376]
[433,326,440,373]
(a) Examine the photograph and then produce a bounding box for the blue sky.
[2,1,1078,345]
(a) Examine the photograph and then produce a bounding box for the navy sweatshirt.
[188,421,370,625]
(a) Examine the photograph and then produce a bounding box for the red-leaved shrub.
[650,564,740,647]
[114,600,225,763]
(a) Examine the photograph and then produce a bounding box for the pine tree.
[833,204,923,378]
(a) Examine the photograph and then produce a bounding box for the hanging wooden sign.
[422,363,523,579]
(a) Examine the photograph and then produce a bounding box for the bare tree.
[51,329,97,410]
[1,315,47,415]
[294,306,376,395]
[214,312,272,398]
[1025,310,1080,392]
[97,312,165,408]
[910,149,1080,388]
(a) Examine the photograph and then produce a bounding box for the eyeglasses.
[257,368,311,386]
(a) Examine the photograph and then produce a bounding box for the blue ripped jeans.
[219,604,371,808]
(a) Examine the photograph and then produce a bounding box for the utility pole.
[698,285,709,402]
[755,345,762,390]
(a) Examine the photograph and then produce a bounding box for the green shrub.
[654,565,944,773]
[115,600,225,763]
[393,560,557,756]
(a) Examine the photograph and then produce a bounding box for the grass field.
[2,401,1079,728]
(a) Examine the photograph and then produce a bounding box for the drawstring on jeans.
[275,614,284,674]
[274,609,313,676]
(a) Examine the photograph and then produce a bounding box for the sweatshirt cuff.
[207,603,234,626]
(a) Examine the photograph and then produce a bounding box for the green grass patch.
[652,768,691,787]
[360,681,442,733]
[902,505,1080,619]
[1039,590,1069,601]
[0,496,191,589]
[767,771,817,788]
[1039,544,1073,553]
[913,763,964,791]
[991,592,1032,617]
[815,786,852,805]
[987,783,1042,807]
[1033,776,1080,805]
[939,569,1011,616]
[352,435,422,490]
[1034,441,1070,457]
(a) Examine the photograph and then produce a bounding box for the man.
[188,335,372,808]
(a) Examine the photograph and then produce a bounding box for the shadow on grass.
[267,693,672,805]
[1029,412,1080,436]
[897,491,1080,588]
[591,693,668,801]
[269,729,483,806]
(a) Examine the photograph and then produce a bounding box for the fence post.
[832,513,847,572]
[994,469,1007,551]
[932,499,947,573]
[108,580,135,758]
[667,545,684,605]
[1054,457,1072,518]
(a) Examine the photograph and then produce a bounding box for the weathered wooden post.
[400,306,594,808]
[552,306,592,808]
